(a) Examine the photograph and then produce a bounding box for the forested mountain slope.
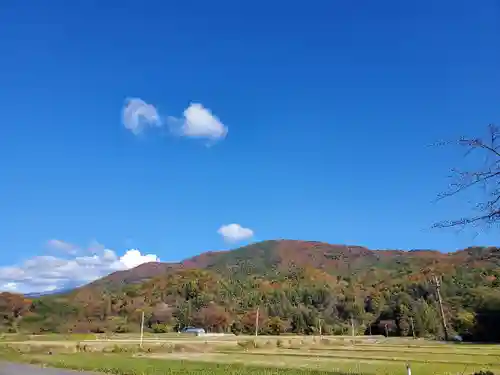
[1,240,499,341]
[91,240,500,289]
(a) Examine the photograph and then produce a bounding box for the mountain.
[88,262,177,289]
[24,287,75,298]
[90,240,500,289]
[2,240,500,342]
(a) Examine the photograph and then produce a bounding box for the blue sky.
[0,1,499,293]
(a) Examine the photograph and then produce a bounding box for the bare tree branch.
[433,124,500,230]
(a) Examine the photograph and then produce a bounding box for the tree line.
[1,261,499,342]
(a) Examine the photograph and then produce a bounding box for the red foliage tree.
[240,308,268,334]
[192,303,231,332]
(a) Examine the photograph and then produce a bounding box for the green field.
[1,335,499,375]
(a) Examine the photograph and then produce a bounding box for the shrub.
[152,323,170,333]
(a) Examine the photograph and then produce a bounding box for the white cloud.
[121,98,228,144]
[2,282,17,291]
[122,98,161,135]
[119,249,159,269]
[46,239,78,254]
[0,243,160,294]
[168,103,228,141]
[217,223,254,243]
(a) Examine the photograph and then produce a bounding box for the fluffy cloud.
[122,98,228,142]
[0,243,160,294]
[217,223,254,243]
[2,282,17,291]
[120,249,159,268]
[122,98,161,135]
[169,103,228,141]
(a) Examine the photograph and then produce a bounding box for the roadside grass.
[0,333,97,342]
[303,345,500,356]
[225,348,500,365]
[146,351,500,375]
[0,351,346,375]
[1,349,498,375]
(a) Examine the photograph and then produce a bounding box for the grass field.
[1,334,499,375]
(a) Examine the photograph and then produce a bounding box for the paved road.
[0,362,95,375]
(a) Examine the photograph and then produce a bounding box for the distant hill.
[24,287,75,298]
[3,240,499,342]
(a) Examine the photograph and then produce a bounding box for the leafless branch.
[433,124,500,230]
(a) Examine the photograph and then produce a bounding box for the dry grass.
[1,335,500,375]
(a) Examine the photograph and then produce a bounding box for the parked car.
[181,327,205,335]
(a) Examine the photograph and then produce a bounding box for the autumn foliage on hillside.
[1,240,500,341]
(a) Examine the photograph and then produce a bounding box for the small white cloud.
[169,103,228,141]
[217,223,254,243]
[122,98,161,135]
[0,243,160,294]
[46,239,78,254]
[119,249,159,269]
[2,282,17,291]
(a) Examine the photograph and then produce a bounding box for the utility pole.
[140,311,145,348]
[410,317,416,339]
[255,306,260,337]
[432,275,449,341]
[350,316,356,346]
